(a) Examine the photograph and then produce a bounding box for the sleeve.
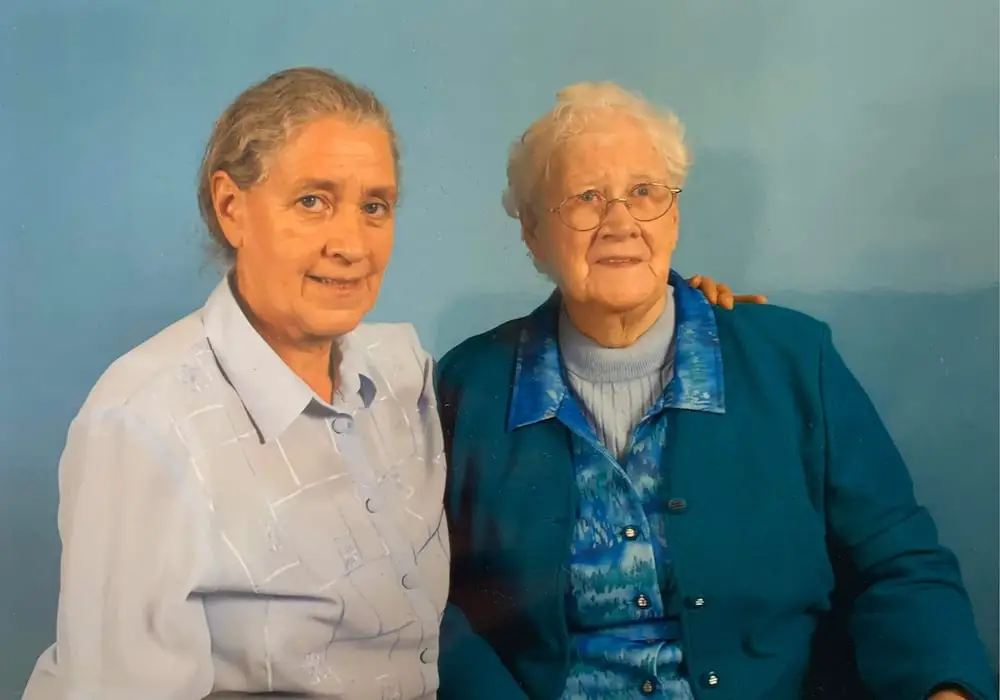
[22,407,214,700]
[818,325,997,700]
[431,355,529,700]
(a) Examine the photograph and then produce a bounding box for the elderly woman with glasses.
[436,83,995,700]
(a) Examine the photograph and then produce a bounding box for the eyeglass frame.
[547,182,683,232]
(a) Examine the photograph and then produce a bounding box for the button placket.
[334,400,440,663]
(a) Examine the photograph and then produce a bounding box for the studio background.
[1,0,997,694]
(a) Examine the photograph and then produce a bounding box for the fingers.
[686,276,767,307]
[733,294,768,305]
[697,277,720,304]
[716,284,735,310]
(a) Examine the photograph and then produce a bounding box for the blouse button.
[641,679,656,695]
[636,593,650,609]
[667,497,688,513]
[701,670,720,688]
[332,416,354,434]
[622,526,639,540]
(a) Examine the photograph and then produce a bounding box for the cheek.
[549,234,590,275]
[649,218,679,259]
[241,212,290,266]
[263,220,326,274]
[370,227,395,270]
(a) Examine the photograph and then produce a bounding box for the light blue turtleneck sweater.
[558,288,676,460]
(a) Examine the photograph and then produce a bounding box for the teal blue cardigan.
[436,289,995,700]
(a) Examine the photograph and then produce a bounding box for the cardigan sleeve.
[434,358,529,700]
[818,325,996,700]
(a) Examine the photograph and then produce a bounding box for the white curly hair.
[502,81,690,222]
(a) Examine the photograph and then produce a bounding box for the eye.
[632,184,651,197]
[362,200,392,219]
[577,189,602,203]
[297,195,326,211]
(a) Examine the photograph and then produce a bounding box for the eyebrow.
[366,185,399,202]
[565,173,667,189]
[292,178,338,193]
[292,178,398,202]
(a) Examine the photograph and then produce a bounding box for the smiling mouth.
[307,274,364,288]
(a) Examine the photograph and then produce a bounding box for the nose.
[598,198,640,239]
[321,211,367,263]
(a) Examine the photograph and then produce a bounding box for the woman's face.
[524,114,679,319]
[213,116,397,345]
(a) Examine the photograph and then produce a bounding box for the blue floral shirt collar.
[508,270,725,431]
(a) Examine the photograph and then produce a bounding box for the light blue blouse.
[24,277,451,700]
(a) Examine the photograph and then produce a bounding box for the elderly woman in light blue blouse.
[21,67,458,700]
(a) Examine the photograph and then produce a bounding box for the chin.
[301,308,369,339]
[593,286,661,314]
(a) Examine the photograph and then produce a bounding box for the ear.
[211,170,247,250]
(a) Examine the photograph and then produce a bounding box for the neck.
[270,337,338,402]
[231,278,338,401]
[563,291,667,348]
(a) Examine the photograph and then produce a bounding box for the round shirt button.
[636,593,650,609]
[641,679,656,695]
[622,526,638,540]
[332,416,353,434]
[401,573,417,590]
[667,497,688,513]
[365,498,377,513]
[686,596,707,609]
[701,670,720,688]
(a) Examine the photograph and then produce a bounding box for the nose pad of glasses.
[599,199,641,236]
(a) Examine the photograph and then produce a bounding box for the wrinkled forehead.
[547,115,666,190]
[265,115,397,186]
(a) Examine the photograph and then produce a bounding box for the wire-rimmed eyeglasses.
[548,182,682,232]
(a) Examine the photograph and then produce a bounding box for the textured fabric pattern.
[563,371,670,461]
[508,271,725,700]
[558,292,675,461]
[24,278,450,700]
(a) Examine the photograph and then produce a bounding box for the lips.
[595,257,643,266]
[307,274,364,287]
